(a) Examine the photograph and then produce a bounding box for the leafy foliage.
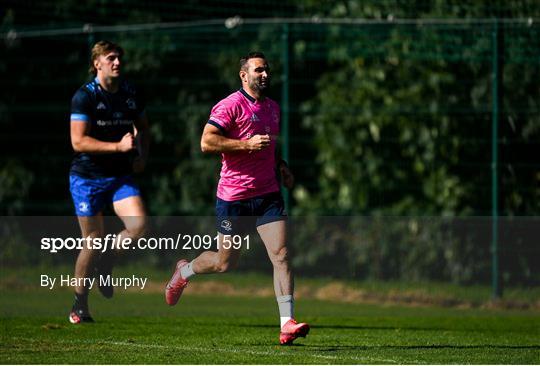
[1,1,538,284]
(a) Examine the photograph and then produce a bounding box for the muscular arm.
[200,123,270,153]
[70,121,134,153]
[274,139,295,189]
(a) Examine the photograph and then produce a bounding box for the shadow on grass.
[238,323,490,332]
[240,341,540,352]
[298,344,540,351]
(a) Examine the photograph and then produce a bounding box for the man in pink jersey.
[165,52,309,345]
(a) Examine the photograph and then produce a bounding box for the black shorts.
[215,191,286,235]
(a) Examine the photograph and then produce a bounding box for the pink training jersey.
[208,89,281,201]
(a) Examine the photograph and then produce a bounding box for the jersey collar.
[94,77,123,94]
[239,88,257,103]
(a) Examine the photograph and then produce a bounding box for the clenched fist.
[116,132,135,152]
[246,134,271,151]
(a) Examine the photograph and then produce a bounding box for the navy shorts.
[69,174,140,216]
[216,191,286,235]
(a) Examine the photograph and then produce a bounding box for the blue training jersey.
[70,77,145,178]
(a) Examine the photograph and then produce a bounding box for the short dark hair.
[240,52,266,71]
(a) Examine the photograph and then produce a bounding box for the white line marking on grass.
[107,340,399,364]
[11,337,399,364]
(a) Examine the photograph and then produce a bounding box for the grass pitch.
[1,285,539,364]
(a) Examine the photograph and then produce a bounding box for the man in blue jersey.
[68,40,149,323]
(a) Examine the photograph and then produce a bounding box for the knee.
[270,246,290,267]
[125,217,148,239]
[83,231,104,251]
[85,230,102,239]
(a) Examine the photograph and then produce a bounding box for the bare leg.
[113,195,147,252]
[192,233,242,274]
[257,220,293,297]
[74,214,104,295]
[91,195,147,297]
[258,219,301,333]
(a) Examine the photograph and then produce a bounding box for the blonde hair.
[88,40,124,75]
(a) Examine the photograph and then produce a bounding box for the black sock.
[73,292,88,310]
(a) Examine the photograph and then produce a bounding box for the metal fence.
[1,18,539,291]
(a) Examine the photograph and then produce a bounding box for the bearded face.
[244,58,270,94]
